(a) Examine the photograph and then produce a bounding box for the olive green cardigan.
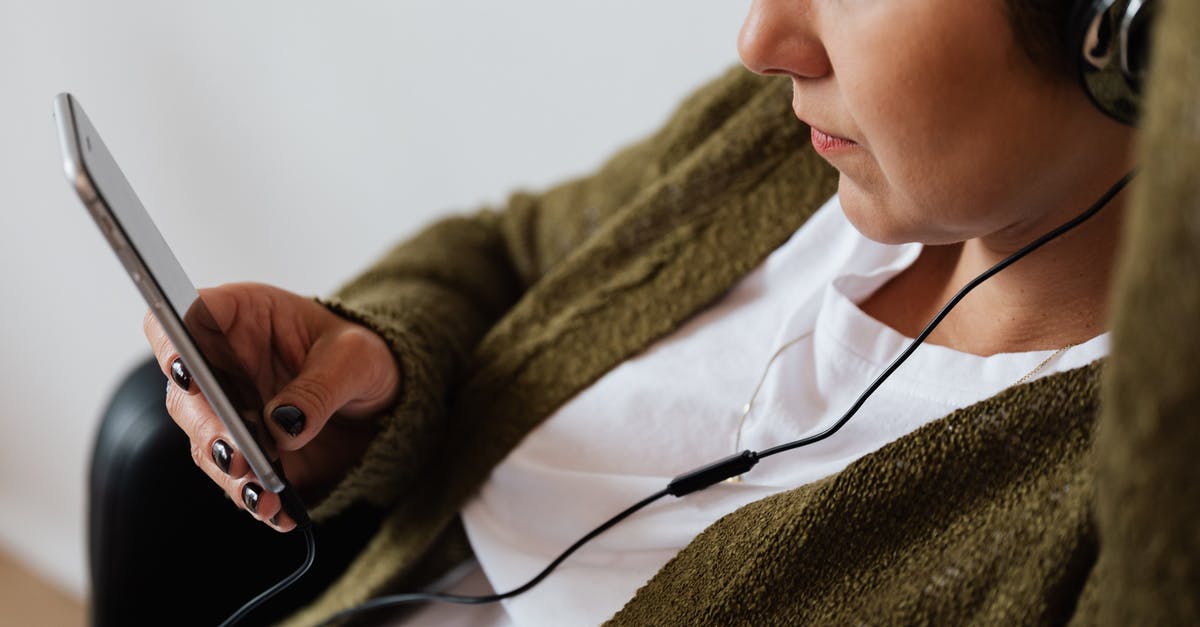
[284,1,1199,622]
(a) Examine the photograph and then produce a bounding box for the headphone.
[1068,0,1157,125]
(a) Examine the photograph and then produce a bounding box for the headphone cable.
[758,168,1135,461]
[218,523,316,627]
[230,170,1135,626]
[313,489,670,627]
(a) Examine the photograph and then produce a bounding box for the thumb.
[264,326,400,451]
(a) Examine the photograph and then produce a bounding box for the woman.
[145,0,1154,624]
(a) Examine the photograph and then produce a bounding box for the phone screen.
[57,95,282,477]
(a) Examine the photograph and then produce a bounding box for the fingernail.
[211,439,233,475]
[242,483,262,513]
[170,358,192,390]
[271,405,306,437]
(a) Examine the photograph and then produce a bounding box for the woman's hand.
[143,282,401,532]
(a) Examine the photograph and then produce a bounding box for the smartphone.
[54,93,302,516]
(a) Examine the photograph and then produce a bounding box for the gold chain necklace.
[1013,344,1075,386]
[726,334,1074,483]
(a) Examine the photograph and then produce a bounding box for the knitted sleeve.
[307,66,775,521]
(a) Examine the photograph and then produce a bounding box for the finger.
[170,387,285,530]
[149,292,297,533]
[143,310,200,395]
[201,439,288,530]
[193,284,249,334]
[264,326,399,452]
[145,285,252,394]
[167,384,252,484]
[233,478,282,526]
[142,309,177,380]
[193,284,317,402]
[268,509,297,533]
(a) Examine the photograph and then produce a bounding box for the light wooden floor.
[0,549,85,627]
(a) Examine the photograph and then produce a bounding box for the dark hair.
[1004,0,1075,77]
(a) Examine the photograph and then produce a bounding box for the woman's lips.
[810,126,858,154]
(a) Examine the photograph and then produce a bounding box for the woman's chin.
[836,180,918,246]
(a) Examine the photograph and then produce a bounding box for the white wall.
[0,0,748,600]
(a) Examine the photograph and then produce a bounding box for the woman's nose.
[738,0,831,79]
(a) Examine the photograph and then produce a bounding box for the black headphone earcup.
[1067,0,1151,126]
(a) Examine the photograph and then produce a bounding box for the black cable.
[248,171,1136,626]
[663,170,1135,495]
[758,169,1135,460]
[218,523,317,627]
[313,488,671,627]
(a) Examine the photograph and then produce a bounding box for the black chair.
[88,356,384,627]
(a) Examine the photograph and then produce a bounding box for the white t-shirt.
[400,195,1109,626]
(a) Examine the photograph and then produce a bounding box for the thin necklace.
[726,330,814,484]
[1014,344,1075,386]
[726,334,1074,483]
[730,330,815,457]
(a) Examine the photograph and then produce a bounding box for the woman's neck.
[861,182,1129,357]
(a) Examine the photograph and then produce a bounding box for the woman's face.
[738,0,1134,247]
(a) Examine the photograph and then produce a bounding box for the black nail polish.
[170,358,192,390]
[242,483,262,513]
[211,439,233,475]
[271,405,306,437]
